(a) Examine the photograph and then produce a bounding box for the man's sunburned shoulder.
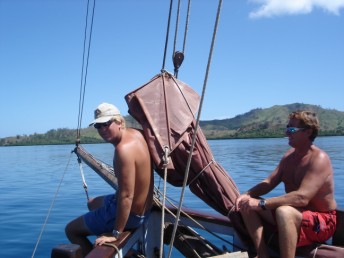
[116,129,147,157]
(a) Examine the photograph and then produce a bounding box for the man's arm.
[248,159,284,196]
[265,150,332,210]
[94,145,136,246]
[113,146,136,233]
[236,163,283,211]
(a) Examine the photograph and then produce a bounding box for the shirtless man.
[235,110,337,258]
[65,103,153,257]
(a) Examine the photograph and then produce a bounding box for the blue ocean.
[0,137,343,258]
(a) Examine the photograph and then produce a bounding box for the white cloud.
[249,0,344,18]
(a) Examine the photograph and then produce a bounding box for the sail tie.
[187,158,215,186]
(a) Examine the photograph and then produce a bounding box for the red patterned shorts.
[297,210,336,247]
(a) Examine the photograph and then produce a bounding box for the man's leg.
[87,195,106,211]
[241,209,271,258]
[274,206,302,258]
[65,216,93,257]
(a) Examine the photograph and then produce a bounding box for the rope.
[103,242,122,258]
[162,0,191,77]
[75,0,97,202]
[161,0,174,71]
[187,158,215,186]
[76,154,90,201]
[154,187,244,251]
[172,0,181,57]
[172,0,181,78]
[31,0,96,243]
[182,0,191,54]
[76,0,97,140]
[31,151,74,258]
[167,0,223,257]
[159,146,170,258]
[312,245,319,258]
[173,0,191,77]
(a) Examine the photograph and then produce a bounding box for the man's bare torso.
[115,128,153,216]
[280,145,336,211]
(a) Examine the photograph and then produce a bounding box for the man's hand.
[235,193,249,211]
[94,235,117,246]
[235,194,260,212]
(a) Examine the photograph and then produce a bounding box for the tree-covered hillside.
[200,103,344,139]
[1,103,343,146]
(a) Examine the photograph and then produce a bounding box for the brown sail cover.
[125,72,239,216]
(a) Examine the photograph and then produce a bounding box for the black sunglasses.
[94,120,113,129]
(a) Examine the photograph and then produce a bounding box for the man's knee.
[65,221,74,239]
[275,206,302,226]
[87,196,105,211]
[239,208,250,216]
[240,208,260,222]
[65,217,87,239]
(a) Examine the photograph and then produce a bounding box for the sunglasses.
[285,127,305,134]
[94,120,113,129]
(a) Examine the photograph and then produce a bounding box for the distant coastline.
[1,103,344,146]
[1,130,343,147]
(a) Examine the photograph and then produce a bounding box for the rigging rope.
[182,0,191,55]
[161,0,174,71]
[154,187,244,251]
[172,0,181,57]
[75,0,97,201]
[32,0,96,248]
[166,0,223,257]
[159,146,170,258]
[76,0,97,141]
[73,0,228,256]
[173,0,191,78]
[162,0,191,77]
[31,151,74,258]
[77,155,90,201]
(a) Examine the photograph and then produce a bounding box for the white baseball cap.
[89,103,121,126]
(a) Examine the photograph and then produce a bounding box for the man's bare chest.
[282,158,310,191]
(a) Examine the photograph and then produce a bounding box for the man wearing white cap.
[65,103,154,256]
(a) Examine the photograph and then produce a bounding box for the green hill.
[0,115,141,146]
[1,103,343,146]
[200,103,344,139]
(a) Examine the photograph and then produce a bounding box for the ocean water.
[0,137,343,258]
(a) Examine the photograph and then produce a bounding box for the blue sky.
[1,0,343,138]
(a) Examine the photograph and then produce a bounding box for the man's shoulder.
[117,129,146,150]
[127,127,144,137]
[280,148,295,161]
[310,145,330,160]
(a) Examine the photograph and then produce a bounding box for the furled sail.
[125,71,240,216]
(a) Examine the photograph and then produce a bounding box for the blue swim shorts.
[83,194,149,235]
